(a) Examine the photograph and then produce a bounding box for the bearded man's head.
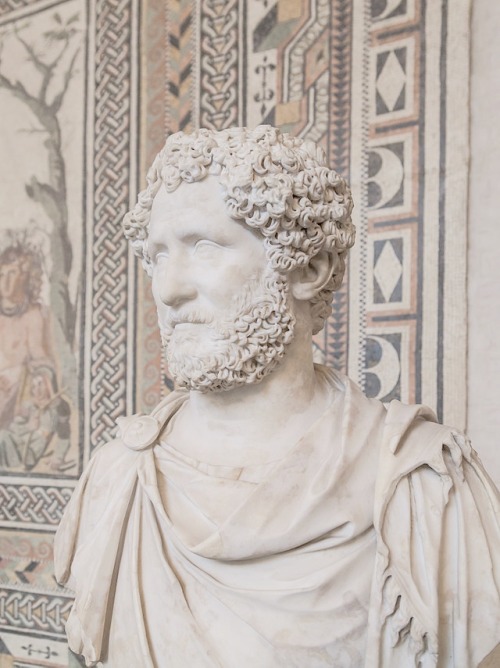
[123,126,355,392]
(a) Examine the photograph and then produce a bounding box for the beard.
[159,268,296,393]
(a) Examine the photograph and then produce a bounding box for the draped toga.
[54,367,500,667]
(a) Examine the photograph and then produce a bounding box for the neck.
[0,296,28,316]
[175,306,329,465]
[189,327,317,422]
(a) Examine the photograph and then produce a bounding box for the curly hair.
[0,244,43,306]
[123,125,355,334]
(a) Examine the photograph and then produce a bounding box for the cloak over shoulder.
[55,368,500,667]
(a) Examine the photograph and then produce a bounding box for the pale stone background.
[468,0,500,488]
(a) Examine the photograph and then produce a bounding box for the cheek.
[204,262,265,303]
[150,277,161,308]
[150,281,169,324]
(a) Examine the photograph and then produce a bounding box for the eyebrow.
[151,218,236,240]
[147,239,161,257]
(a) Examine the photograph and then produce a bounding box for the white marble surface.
[468,0,500,488]
[56,127,500,667]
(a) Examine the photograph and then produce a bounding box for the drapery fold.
[55,368,500,667]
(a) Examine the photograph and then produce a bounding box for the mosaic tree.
[0,12,80,346]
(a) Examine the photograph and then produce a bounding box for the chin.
[161,268,296,392]
[165,341,288,393]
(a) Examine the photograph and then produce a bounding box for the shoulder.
[382,398,499,494]
[319,366,389,432]
[23,303,46,324]
[375,398,500,531]
[371,401,500,665]
[87,435,137,475]
[74,390,190,485]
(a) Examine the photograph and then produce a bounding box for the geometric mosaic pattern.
[0,483,73,529]
[88,0,139,452]
[0,1,38,15]
[0,587,72,636]
[199,0,240,130]
[345,0,469,429]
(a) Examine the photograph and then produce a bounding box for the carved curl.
[123,126,355,334]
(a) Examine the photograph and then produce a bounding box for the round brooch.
[116,414,161,451]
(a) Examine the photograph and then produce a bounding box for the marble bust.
[55,126,500,667]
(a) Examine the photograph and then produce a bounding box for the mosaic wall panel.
[0,0,470,663]
[360,0,470,425]
[0,0,140,663]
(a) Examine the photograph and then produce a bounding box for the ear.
[289,250,340,301]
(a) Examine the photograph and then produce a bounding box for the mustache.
[165,310,215,327]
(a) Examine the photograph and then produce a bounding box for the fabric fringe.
[380,572,438,667]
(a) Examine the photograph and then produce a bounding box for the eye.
[194,240,224,257]
[153,251,169,266]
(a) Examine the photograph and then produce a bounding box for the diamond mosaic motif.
[376,51,406,111]
[373,240,403,302]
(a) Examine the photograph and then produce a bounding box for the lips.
[173,321,205,329]
[168,313,214,328]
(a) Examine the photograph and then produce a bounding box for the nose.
[153,255,197,308]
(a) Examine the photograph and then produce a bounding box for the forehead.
[148,177,262,248]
